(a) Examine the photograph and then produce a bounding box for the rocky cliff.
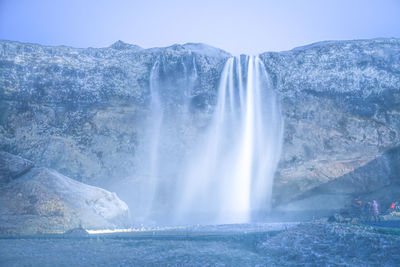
[1,38,399,214]
[0,40,229,189]
[260,39,400,209]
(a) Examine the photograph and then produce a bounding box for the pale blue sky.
[0,0,399,55]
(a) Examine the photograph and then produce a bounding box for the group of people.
[389,201,400,215]
[352,199,393,222]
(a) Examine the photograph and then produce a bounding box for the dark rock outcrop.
[277,146,400,212]
[63,226,90,237]
[0,151,130,235]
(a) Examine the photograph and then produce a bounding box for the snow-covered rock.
[0,151,130,235]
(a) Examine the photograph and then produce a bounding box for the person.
[371,200,380,221]
[388,202,396,214]
[392,202,400,216]
[352,199,362,219]
[365,201,372,221]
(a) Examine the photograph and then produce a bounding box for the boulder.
[328,213,345,223]
[63,226,89,237]
[0,151,130,235]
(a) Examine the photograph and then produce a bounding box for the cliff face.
[1,38,399,211]
[0,40,229,188]
[260,39,400,208]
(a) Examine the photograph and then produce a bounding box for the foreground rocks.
[258,222,400,266]
[0,222,398,266]
[0,151,130,235]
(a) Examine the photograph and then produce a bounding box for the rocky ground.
[0,222,399,266]
[258,222,400,266]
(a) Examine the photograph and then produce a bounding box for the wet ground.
[1,222,399,266]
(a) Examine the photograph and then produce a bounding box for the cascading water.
[144,60,164,218]
[134,55,199,223]
[137,55,283,225]
[175,56,283,224]
[131,60,164,222]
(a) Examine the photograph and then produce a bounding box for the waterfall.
[139,55,283,225]
[133,60,164,221]
[175,55,283,224]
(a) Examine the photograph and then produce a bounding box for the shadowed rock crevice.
[0,151,34,183]
[276,146,400,211]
